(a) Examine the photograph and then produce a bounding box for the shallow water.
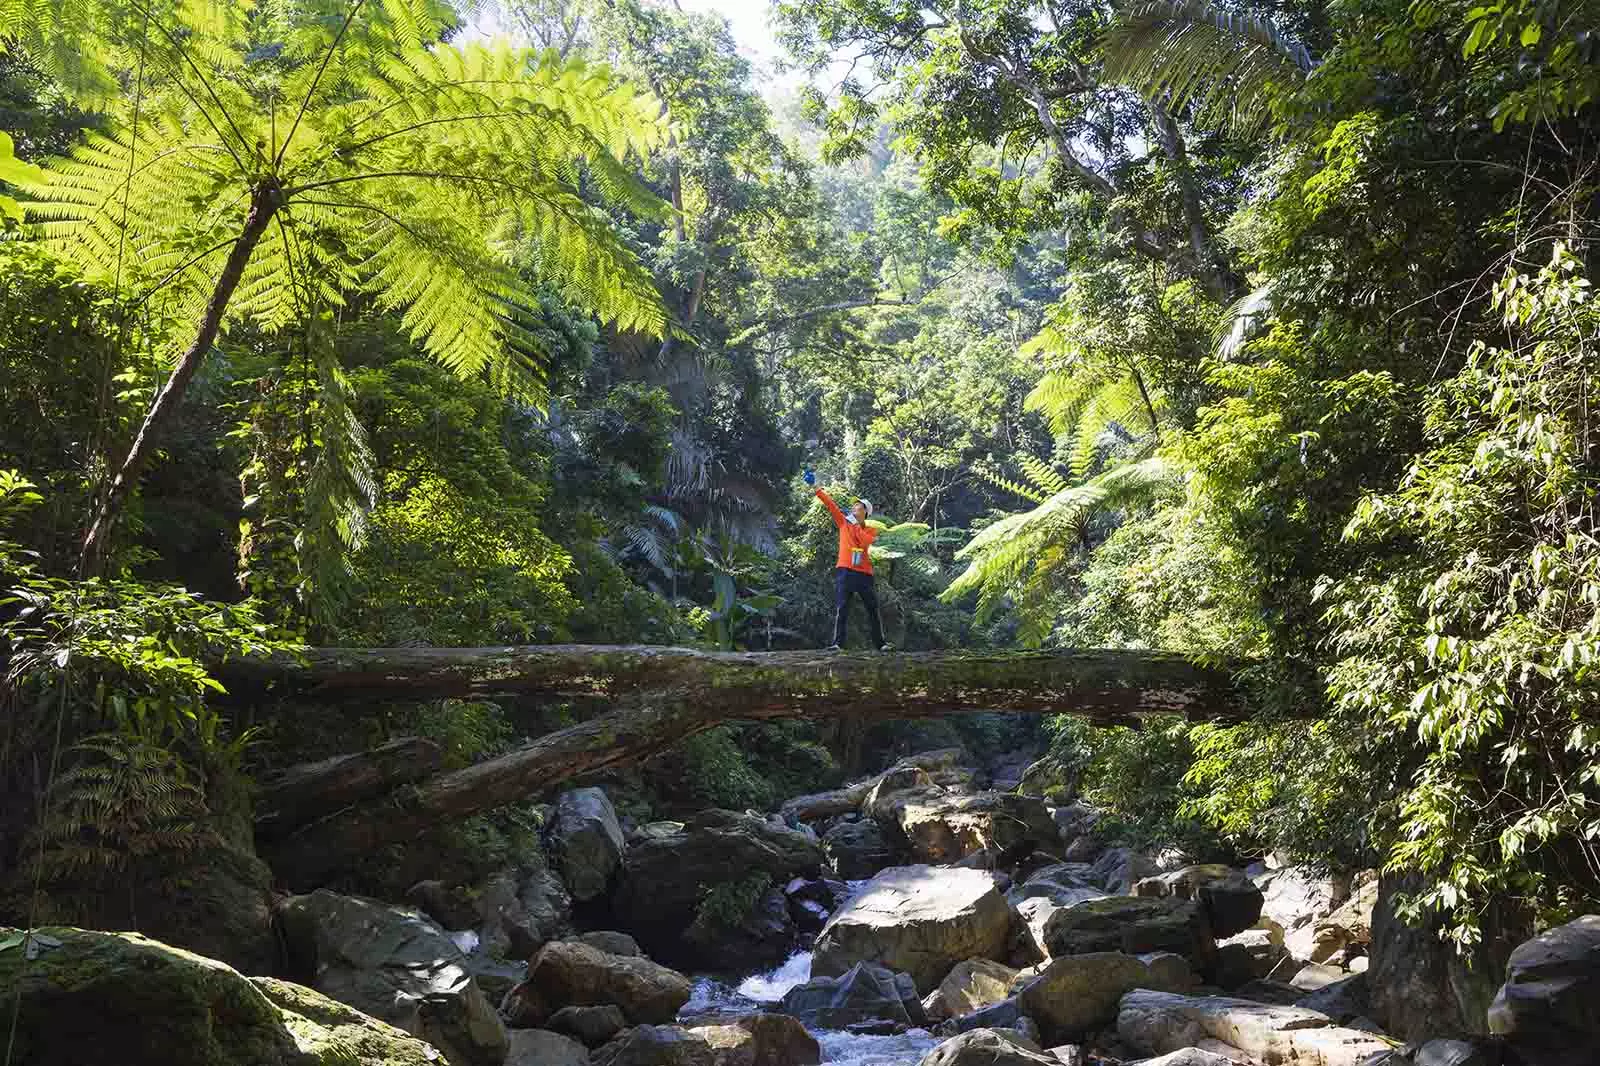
[686,950,940,1064]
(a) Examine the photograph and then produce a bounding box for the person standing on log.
[805,469,891,651]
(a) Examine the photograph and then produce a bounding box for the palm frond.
[1214,281,1275,360]
[1102,0,1314,135]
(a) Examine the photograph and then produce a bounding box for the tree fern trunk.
[80,183,283,574]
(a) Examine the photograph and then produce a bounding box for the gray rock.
[1213,929,1290,990]
[1486,913,1600,1066]
[1116,989,1398,1066]
[684,883,798,972]
[918,1029,1058,1066]
[1413,1037,1501,1066]
[1015,951,1192,1044]
[1086,847,1161,895]
[550,788,627,902]
[823,817,900,879]
[1252,866,1341,961]
[778,960,928,1029]
[882,790,1058,865]
[1062,835,1102,863]
[1311,878,1378,963]
[1130,1050,1246,1066]
[1199,874,1265,940]
[548,1005,629,1047]
[612,809,823,967]
[1295,972,1370,1024]
[938,957,1020,1018]
[593,1025,715,1066]
[1042,896,1213,968]
[478,860,572,960]
[277,889,508,1066]
[503,940,691,1027]
[813,865,1012,993]
[1290,961,1348,991]
[577,930,642,957]
[690,1014,821,1066]
[508,1028,590,1066]
[407,879,478,930]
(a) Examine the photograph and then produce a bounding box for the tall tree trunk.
[80,183,283,573]
[1151,106,1238,301]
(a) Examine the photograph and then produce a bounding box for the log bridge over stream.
[226,644,1248,887]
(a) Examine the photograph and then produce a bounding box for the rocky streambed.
[2,745,1597,1066]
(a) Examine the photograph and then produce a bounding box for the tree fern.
[1102,0,1314,135]
[942,457,1181,644]
[4,2,672,568]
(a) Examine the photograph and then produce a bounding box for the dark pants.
[833,567,884,648]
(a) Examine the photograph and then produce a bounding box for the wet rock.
[685,884,799,972]
[277,889,508,1066]
[503,940,692,1027]
[594,1025,716,1066]
[613,809,823,966]
[691,1014,821,1066]
[0,926,447,1066]
[508,1028,590,1066]
[549,1005,629,1047]
[778,960,927,1029]
[579,931,643,957]
[918,1028,1059,1066]
[1015,951,1192,1044]
[550,788,627,902]
[1486,913,1600,1066]
[822,818,900,879]
[785,877,841,934]
[1116,989,1397,1066]
[1295,972,1369,1023]
[1311,878,1377,964]
[1042,896,1213,968]
[939,958,1020,1017]
[812,865,1012,993]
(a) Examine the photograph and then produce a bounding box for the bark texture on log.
[249,646,1243,888]
[255,736,443,841]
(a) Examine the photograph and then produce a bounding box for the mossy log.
[248,646,1243,888]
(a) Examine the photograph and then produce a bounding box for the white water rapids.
[684,949,940,1066]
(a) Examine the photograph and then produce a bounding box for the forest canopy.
[1,0,1597,963]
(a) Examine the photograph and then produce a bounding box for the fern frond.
[942,457,1181,634]
[1103,0,1314,136]
[1214,281,1275,360]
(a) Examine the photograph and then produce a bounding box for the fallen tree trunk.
[252,646,1243,887]
[254,736,443,842]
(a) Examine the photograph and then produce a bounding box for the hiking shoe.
[826,644,842,651]
[878,642,895,652]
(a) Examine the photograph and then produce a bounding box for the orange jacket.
[816,488,877,574]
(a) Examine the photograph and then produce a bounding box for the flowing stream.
[684,949,941,1066]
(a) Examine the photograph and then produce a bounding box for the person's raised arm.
[814,487,846,528]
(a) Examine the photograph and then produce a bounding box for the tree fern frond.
[943,457,1180,632]
[1103,0,1314,135]
[1215,281,1275,360]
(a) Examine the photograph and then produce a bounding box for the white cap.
[858,498,873,517]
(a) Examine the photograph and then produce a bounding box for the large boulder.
[508,1028,590,1066]
[692,1014,821,1066]
[812,865,1012,993]
[1014,951,1192,1043]
[0,926,444,1066]
[917,1029,1059,1066]
[1294,972,1369,1024]
[612,810,823,965]
[1212,929,1290,990]
[1006,864,1108,910]
[277,889,508,1066]
[822,818,900,879]
[550,788,627,902]
[885,791,1058,865]
[778,960,928,1029]
[1198,875,1264,940]
[938,958,1020,1017]
[1041,896,1213,967]
[684,883,799,972]
[503,940,691,1028]
[1116,990,1398,1066]
[593,1019,820,1066]
[1486,914,1600,1066]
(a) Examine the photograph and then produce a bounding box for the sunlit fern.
[1102,0,1315,136]
[943,457,1181,644]
[1026,369,1163,479]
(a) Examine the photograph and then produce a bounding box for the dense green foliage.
[2,0,1598,956]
